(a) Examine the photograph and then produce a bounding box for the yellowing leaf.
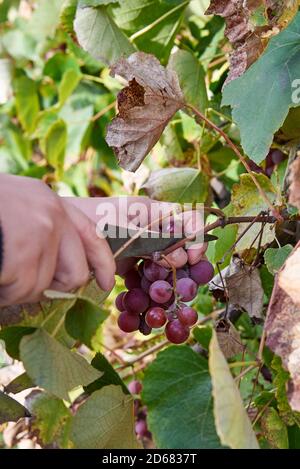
[209,331,259,449]
[106,52,184,172]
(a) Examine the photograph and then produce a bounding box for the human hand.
[0,175,115,306]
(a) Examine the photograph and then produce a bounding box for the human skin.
[0,174,207,306]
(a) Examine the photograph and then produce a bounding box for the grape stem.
[185,103,283,222]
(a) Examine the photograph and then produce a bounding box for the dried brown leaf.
[288,156,300,212]
[206,0,299,83]
[215,319,244,358]
[106,52,184,172]
[265,242,300,412]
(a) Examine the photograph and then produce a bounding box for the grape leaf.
[28,393,73,448]
[222,13,300,164]
[70,385,139,448]
[44,119,67,177]
[229,173,277,251]
[168,49,208,112]
[84,353,129,395]
[0,391,30,424]
[74,6,135,65]
[206,0,299,84]
[143,168,209,204]
[261,407,289,449]
[20,329,102,401]
[209,331,259,449]
[264,244,294,275]
[142,346,221,449]
[106,52,184,172]
[265,243,300,412]
[5,373,34,395]
[14,76,40,134]
[272,356,300,426]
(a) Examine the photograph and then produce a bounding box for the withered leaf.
[106,52,184,172]
[206,0,299,83]
[215,319,244,359]
[265,242,300,412]
[288,155,300,212]
[209,258,264,319]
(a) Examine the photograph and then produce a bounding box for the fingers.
[62,201,116,291]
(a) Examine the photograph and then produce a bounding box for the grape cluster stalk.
[115,251,214,344]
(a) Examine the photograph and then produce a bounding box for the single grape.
[143,260,169,282]
[176,278,198,302]
[139,313,152,335]
[166,269,189,285]
[115,291,126,312]
[271,149,285,165]
[118,311,140,333]
[149,280,173,304]
[145,307,167,328]
[165,319,190,344]
[189,260,214,285]
[128,380,143,395]
[161,248,188,269]
[141,276,151,294]
[177,306,198,327]
[123,288,150,315]
[125,269,141,290]
[135,419,149,438]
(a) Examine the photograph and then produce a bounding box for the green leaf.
[193,325,212,350]
[264,244,293,275]
[142,346,221,449]
[85,353,129,395]
[229,173,277,251]
[272,356,300,426]
[74,6,135,65]
[65,299,108,350]
[111,0,189,62]
[79,0,118,5]
[5,373,34,394]
[261,407,289,449]
[288,425,300,449]
[213,224,238,268]
[60,0,78,34]
[26,0,63,44]
[260,265,274,300]
[28,393,73,448]
[0,327,36,360]
[58,68,82,106]
[143,168,209,204]
[169,49,208,112]
[0,391,29,424]
[209,331,259,449]
[20,329,102,401]
[222,13,300,164]
[71,385,139,448]
[44,119,67,177]
[14,76,40,133]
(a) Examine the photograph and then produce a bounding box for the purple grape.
[115,291,126,312]
[123,288,150,315]
[176,278,197,302]
[141,276,151,294]
[271,149,285,165]
[139,313,152,335]
[165,320,190,344]
[135,419,149,438]
[143,260,169,282]
[128,380,143,394]
[118,311,140,333]
[189,260,214,285]
[177,306,198,327]
[149,280,173,304]
[166,269,189,285]
[125,269,141,289]
[145,307,167,328]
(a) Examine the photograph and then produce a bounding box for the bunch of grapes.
[128,380,152,441]
[115,253,214,344]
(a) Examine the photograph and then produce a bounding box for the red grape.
[145,307,167,328]
[143,260,169,282]
[118,311,140,333]
[128,380,143,394]
[166,269,188,285]
[271,149,285,165]
[123,288,150,314]
[149,280,173,304]
[141,276,151,294]
[165,320,189,344]
[139,313,152,335]
[189,260,214,285]
[176,278,197,302]
[135,419,149,438]
[177,306,198,327]
[115,291,126,312]
[125,269,141,289]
